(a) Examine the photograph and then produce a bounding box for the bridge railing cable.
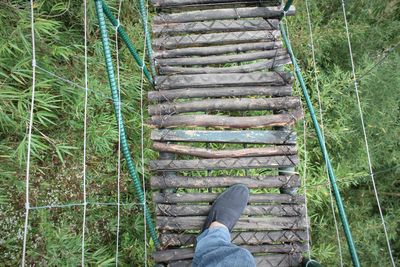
[101,0,154,84]
[280,2,360,266]
[341,1,396,265]
[304,0,344,265]
[94,0,160,248]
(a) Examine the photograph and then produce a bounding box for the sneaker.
[202,184,249,232]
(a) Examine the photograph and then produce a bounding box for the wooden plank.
[153,19,279,35]
[156,49,287,66]
[150,174,300,189]
[149,155,298,171]
[149,110,303,128]
[152,142,297,158]
[154,42,282,58]
[153,30,280,49]
[151,0,280,8]
[150,129,296,144]
[153,192,305,204]
[153,243,305,262]
[149,97,300,115]
[254,253,302,267]
[156,203,305,216]
[159,56,291,74]
[153,6,296,24]
[148,86,292,102]
[159,230,308,247]
[156,216,307,230]
[166,254,302,267]
[155,72,293,89]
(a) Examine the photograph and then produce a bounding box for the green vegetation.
[0,0,399,266]
[289,0,400,265]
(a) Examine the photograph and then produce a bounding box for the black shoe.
[202,184,249,232]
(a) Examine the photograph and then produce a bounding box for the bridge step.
[155,72,293,89]
[167,254,302,267]
[153,193,305,204]
[151,129,296,144]
[148,86,292,101]
[154,6,295,23]
[155,203,304,216]
[149,97,300,115]
[150,175,300,189]
[151,0,281,8]
[153,243,306,262]
[152,19,279,36]
[157,216,307,231]
[153,41,283,58]
[156,49,287,66]
[149,155,298,171]
[159,56,291,74]
[159,230,308,247]
[153,30,280,49]
[149,0,306,265]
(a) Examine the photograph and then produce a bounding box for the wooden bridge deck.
[148,0,307,266]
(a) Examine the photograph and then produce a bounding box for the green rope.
[280,0,293,19]
[138,0,156,77]
[94,0,160,248]
[101,0,153,84]
[279,21,360,267]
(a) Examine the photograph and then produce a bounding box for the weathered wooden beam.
[149,155,298,171]
[150,175,300,189]
[150,129,296,144]
[156,216,307,230]
[156,203,305,216]
[151,0,280,8]
[155,72,293,89]
[159,56,291,74]
[156,49,287,66]
[152,142,296,158]
[166,254,302,267]
[151,174,300,189]
[159,230,308,247]
[154,41,282,58]
[148,86,292,102]
[153,6,296,24]
[153,243,305,262]
[153,19,279,36]
[153,30,280,49]
[149,110,303,128]
[149,97,300,115]
[153,192,305,204]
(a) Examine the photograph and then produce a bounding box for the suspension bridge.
[20,0,396,266]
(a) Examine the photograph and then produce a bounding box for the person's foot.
[202,184,249,232]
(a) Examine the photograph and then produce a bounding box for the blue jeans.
[193,226,256,267]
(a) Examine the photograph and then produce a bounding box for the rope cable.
[280,10,360,266]
[284,13,312,261]
[138,0,156,77]
[93,0,160,249]
[341,1,395,265]
[139,0,149,264]
[304,1,344,265]
[115,0,123,265]
[81,0,89,264]
[21,1,37,265]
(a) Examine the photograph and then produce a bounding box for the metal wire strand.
[81,0,89,264]
[341,1,395,265]
[21,1,37,265]
[304,1,344,265]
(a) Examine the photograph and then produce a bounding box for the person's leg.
[193,224,255,267]
[192,184,256,267]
